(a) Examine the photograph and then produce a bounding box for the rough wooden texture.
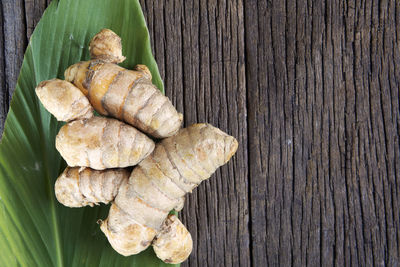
[1,0,399,266]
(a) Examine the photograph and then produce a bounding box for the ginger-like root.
[36,78,155,170]
[56,116,155,170]
[100,123,238,257]
[173,196,185,212]
[89,29,126,63]
[64,40,182,139]
[99,203,157,255]
[152,215,193,264]
[55,167,129,207]
[65,29,183,137]
[134,64,152,80]
[35,79,93,121]
[64,60,183,138]
[35,28,238,265]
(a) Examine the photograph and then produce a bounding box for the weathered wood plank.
[0,0,27,134]
[245,0,400,266]
[0,1,6,135]
[24,0,50,39]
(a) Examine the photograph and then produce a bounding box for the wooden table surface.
[1,0,400,266]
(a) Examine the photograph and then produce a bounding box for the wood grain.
[1,0,399,266]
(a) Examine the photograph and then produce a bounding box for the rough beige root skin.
[134,64,152,80]
[64,60,183,138]
[89,29,126,63]
[152,215,193,264]
[101,123,238,258]
[99,203,157,256]
[55,116,155,170]
[39,29,238,264]
[55,167,129,207]
[173,196,185,212]
[35,79,93,122]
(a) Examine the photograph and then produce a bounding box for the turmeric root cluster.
[35,29,238,264]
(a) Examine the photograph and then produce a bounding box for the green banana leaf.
[0,0,177,266]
